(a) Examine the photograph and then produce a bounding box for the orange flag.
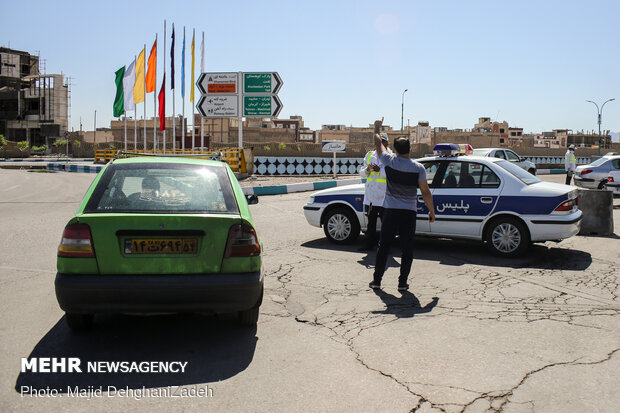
[146,39,157,93]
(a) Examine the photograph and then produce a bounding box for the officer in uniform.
[564,144,576,185]
[358,133,391,251]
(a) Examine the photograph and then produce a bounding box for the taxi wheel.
[484,217,530,257]
[528,168,536,175]
[239,287,262,326]
[323,207,360,244]
[598,181,606,189]
[65,313,94,331]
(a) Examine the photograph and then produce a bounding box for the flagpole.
[134,55,137,150]
[163,20,166,154]
[182,26,186,152]
[153,33,157,153]
[124,114,127,150]
[191,28,195,152]
[171,23,176,153]
[200,31,205,149]
[143,44,146,152]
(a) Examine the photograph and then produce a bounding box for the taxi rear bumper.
[55,271,263,314]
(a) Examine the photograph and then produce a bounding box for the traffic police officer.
[358,133,391,251]
[564,144,576,185]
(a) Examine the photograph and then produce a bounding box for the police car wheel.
[484,217,530,257]
[65,313,94,331]
[597,181,606,190]
[323,207,360,244]
[528,168,536,175]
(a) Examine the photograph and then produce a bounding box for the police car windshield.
[496,161,540,185]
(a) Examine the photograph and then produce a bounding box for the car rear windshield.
[589,157,608,167]
[472,149,490,156]
[496,160,540,185]
[84,163,239,214]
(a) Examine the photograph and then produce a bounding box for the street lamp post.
[586,98,615,155]
[401,89,408,137]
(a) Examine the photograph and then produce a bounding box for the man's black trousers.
[373,208,417,286]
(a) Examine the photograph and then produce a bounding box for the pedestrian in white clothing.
[358,133,392,251]
[565,144,577,185]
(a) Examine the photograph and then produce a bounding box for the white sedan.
[303,152,581,257]
[604,158,620,195]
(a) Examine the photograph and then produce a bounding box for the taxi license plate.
[124,238,198,255]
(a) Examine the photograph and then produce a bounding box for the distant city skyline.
[1,0,618,142]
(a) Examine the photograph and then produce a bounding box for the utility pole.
[586,98,615,156]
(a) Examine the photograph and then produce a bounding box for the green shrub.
[72,140,81,148]
[297,144,301,152]
[53,139,68,147]
[18,141,29,150]
[109,143,116,150]
[278,142,286,150]
[263,145,271,151]
[0,135,6,148]
[32,144,48,154]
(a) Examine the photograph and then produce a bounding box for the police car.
[303,144,582,257]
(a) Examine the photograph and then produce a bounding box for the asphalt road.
[1,169,619,412]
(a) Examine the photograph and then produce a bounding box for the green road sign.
[244,96,282,117]
[243,72,283,94]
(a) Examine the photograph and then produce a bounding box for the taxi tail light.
[609,176,615,183]
[555,197,578,212]
[58,224,95,258]
[225,224,260,257]
[581,169,593,175]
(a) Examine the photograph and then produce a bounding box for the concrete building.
[0,48,68,147]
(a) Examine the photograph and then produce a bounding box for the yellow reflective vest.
[359,149,391,206]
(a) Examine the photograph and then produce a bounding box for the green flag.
[113,66,126,117]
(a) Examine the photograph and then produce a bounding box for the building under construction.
[0,47,68,147]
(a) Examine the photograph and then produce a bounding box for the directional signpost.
[244,95,283,117]
[196,71,283,147]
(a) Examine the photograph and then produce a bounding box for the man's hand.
[428,209,436,223]
[368,163,380,172]
[373,118,384,134]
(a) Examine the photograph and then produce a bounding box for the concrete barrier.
[577,189,615,236]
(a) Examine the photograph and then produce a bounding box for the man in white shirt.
[358,133,392,251]
[565,144,577,185]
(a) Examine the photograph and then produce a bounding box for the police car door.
[430,160,502,238]
[415,160,442,235]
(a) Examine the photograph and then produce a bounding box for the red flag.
[158,74,165,131]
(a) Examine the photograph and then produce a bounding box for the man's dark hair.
[393,137,410,155]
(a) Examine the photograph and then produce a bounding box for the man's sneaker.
[398,283,409,292]
[369,281,381,290]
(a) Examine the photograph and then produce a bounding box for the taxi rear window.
[496,161,540,185]
[84,163,239,214]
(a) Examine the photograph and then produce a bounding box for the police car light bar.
[433,143,460,157]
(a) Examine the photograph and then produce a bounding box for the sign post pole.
[238,71,243,149]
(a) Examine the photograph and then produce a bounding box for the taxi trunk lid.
[77,213,239,274]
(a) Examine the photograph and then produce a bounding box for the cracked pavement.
[1,170,618,412]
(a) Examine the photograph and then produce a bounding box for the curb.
[537,169,566,175]
[0,158,94,163]
[47,163,103,173]
[242,178,363,196]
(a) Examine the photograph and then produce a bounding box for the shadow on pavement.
[15,313,257,393]
[302,236,592,271]
[372,290,439,319]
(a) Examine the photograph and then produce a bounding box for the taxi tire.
[484,216,530,257]
[323,207,360,245]
[528,168,536,175]
[239,287,262,326]
[65,313,94,331]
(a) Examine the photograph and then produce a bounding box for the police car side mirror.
[246,194,259,205]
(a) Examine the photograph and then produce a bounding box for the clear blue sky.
[2,0,619,140]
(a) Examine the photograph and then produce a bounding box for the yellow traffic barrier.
[95,148,250,174]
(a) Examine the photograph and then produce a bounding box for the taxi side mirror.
[246,194,259,205]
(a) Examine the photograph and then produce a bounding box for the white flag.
[200,32,205,72]
[123,59,136,111]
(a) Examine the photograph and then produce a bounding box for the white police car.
[303,144,582,257]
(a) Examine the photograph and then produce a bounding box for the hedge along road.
[1,168,619,413]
